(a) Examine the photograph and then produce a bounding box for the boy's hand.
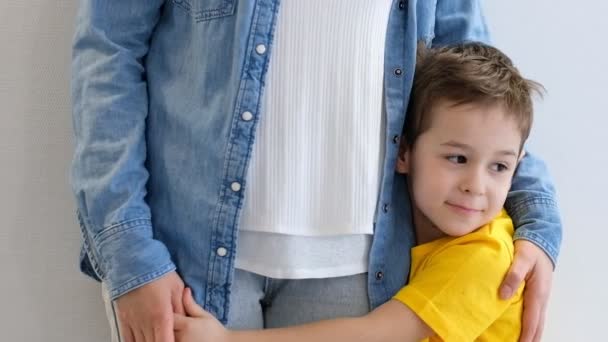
[114,271,185,342]
[174,287,230,342]
[499,240,554,342]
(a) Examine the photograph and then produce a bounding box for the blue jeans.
[226,269,370,329]
[102,271,370,340]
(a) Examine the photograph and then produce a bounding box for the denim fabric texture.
[71,0,562,323]
[225,270,370,329]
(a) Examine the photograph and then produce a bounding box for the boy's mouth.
[445,202,483,214]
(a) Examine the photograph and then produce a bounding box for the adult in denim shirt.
[70,1,562,342]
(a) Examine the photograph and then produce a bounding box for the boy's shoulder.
[418,209,516,270]
[472,209,516,257]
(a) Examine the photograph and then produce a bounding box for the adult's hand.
[115,271,186,342]
[499,240,554,342]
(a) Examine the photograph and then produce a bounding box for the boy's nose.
[459,169,485,195]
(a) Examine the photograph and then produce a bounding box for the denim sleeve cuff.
[508,198,563,268]
[513,231,558,269]
[84,218,177,300]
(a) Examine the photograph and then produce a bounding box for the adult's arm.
[71,1,185,341]
[71,0,174,301]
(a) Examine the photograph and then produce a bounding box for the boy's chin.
[438,221,483,237]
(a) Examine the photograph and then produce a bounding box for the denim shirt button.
[382,203,389,213]
[230,182,242,192]
[392,135,399,144]
[216,247,228,257]
[399,1,405,10]
[394,68,403,76]
[375,271,384,280]
[241,111,253,121]
[255,44,267,55]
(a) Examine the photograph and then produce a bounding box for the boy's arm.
[175,288,433,342]
[230,301,432,342]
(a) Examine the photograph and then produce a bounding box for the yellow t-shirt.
[393,210,524,341]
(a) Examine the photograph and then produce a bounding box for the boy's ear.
[395,140,410,174]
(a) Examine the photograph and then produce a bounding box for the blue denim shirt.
[70,0,562,322]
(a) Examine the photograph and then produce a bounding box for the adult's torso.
[142,0,437,322]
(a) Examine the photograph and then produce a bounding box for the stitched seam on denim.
[172,0,193,13]
[109,263,176,300]
[171,0,235,21]
[196,0,235,22]
[513,230,558,267]
[508,197,558,218]
[93,218,152,246]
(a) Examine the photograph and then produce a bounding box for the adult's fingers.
[500,254,532,299]
[532,310,546,342]
[141,325,155,342]
[519,289,541,342]
[119,319,135,342]
[132,326,146,342]
[153,313,174,342]
[172,285,186,315]
[121,325,136,342]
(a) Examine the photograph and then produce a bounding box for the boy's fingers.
[182,288,206,317]
[519,296,540,342]
[173,313,188,331]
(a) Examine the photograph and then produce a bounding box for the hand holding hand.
[174,287,229,342]
[114,271,185,342]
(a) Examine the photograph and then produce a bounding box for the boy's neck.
[412,206,447,245]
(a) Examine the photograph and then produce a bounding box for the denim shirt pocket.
[171,0,236,22]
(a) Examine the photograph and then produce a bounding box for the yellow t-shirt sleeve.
[393,234,516,341]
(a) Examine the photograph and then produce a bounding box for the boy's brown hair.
[403,42,544,149]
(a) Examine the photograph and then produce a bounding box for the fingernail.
[500,286,513,299]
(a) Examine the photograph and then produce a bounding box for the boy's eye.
[446,155,467,164]
[491,163,509,172]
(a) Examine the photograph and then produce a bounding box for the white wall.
[1,1,605,341]
[484,2,608,340]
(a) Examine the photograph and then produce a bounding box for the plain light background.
[1,1,605,341]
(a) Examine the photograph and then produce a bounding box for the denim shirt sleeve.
[70,0,176,300]
[432,0,491,46]
[432,1,563,266]
[505,151,563,267]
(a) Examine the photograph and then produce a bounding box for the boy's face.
[397,99,523,237]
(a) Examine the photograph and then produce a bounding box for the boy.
[172,42,543,341]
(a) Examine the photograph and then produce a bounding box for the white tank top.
[236,0,392,279]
